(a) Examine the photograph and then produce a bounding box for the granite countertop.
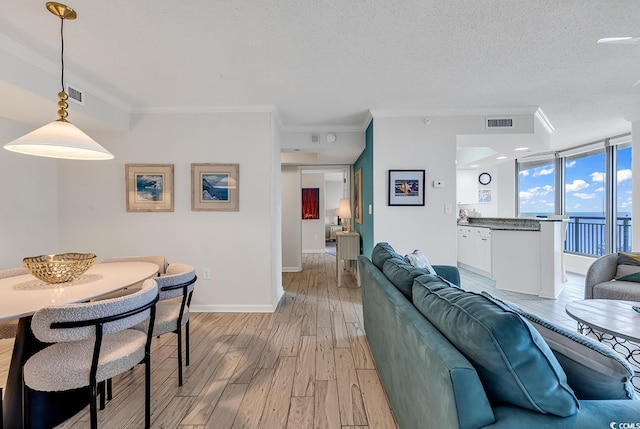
[462,217,543,231]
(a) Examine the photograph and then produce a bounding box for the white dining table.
[0,261,159,429]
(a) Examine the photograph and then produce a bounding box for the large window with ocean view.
[518,160,555,216]
[516,135,631,258]
[564,149,606,256]
[616,144,632,252]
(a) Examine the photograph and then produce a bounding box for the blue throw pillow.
[371,242,404,270]
[382,258,432,299]
[482,292,636,400]
[412,279,579,417]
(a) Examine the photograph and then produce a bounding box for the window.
[616,145,632,252]
[564,149,606,256]
[517,160,555,216]
[516,135,631,257]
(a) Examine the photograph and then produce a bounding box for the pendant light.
[3,2,114,160]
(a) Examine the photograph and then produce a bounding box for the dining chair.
[95,256,168,300]
[135,264,196,386]
[23,278,159,429]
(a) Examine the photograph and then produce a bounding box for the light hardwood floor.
[0,254,589,428]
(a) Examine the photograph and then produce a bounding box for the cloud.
[574,193,596,200]
[565,179,589,192]
[595,187,604,192]
[566,160,576,168]
[590,171,605,183]
[519,170,530,176]
[617,169,632,183]
[519,185,553,200]
[533,167,554,177]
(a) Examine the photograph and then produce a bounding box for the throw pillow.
[371,242,404,270]
[412,279,579,417]
[616,253,640,282]
[382,258,431,299]
[482,292,636,400]
[404,250,437,275]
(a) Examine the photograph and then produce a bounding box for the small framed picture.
[354,168,363,224]
[191,163,239,211]
[388,170,425,206]
[478,189,492,203]
[125,164,174,212]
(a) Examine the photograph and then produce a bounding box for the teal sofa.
[359,243,640,429]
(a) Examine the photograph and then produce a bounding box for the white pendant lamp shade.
[4,120,113,160]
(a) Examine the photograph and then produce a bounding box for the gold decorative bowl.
[23,253,96,284]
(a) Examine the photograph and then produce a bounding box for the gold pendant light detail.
[3,2,114,160]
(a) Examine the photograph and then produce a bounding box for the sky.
[518,146,632,215]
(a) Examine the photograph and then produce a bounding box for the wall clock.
[478,172,492,185]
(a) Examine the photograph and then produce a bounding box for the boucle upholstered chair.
[23,279,159,429]
[135,264,196,386]
[95,256,168,300]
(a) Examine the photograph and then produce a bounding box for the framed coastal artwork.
[302,188,320,219]
[125,164,174,212]
[478,189,492,203]
[191,163,240,211]
[354,168,363,224]
[388,169,425,206]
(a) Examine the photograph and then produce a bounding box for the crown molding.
[131,105,279,114]
[534,107,555,134]
[280,124,364,133]
[369,106,541,118]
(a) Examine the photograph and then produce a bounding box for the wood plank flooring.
[0,254,591,428]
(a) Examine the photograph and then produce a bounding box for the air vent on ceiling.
[486,117,513,129]
[310,134,320,144]
[66,85,85,106]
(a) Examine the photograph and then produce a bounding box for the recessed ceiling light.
[470,164,479,168]
[515,147,529,151]
[496,156,508,160]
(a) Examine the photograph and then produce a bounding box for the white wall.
[462,165,499,217]
[0,118,59,268]
[281,166,301,271]
[496,161,516,217]
[373,116,459,264]
[56,111,281,312]
[301,173,325,253]
[325,179,343,230]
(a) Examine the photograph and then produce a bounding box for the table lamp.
[337,198,352,232]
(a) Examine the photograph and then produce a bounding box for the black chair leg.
[145,354,151,429]
[99,381,105,410]
[90,383,98,429]
[185,321,190,366]
[107,378,113,400]
[177,328,183,386]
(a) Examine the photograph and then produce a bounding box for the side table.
[336,231,360,286]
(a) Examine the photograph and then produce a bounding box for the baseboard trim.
[191,304,276,313]
[282,266,302,272]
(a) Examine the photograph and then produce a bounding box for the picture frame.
[191,163,239,211]
[301,188,320,219]
[478,189,492,203]
[388,170,425,206]
[125,164,174,212]
[354,168,363,224]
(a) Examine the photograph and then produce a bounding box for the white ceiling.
[2,1,640,153]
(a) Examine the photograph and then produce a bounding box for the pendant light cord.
[60,16,65,93]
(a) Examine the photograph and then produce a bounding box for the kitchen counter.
[457,217,565,298]
[462,216,565,231]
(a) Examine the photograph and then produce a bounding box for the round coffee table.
[566,299,640,390]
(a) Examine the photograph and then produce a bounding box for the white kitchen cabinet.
[457,226,491,277]
[456,169,478,204]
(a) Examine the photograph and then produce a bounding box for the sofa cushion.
[483,292,636,400]
[404,250,437,275]
[593,280,640,301]
[371,242,404,270]
[382,259,432,299]
[616,253,640,282]
[412,278,579,417]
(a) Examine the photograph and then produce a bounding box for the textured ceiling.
[2,0,640,149]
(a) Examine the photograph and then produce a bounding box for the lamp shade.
[4,120,113,160]
[337,198,352,219]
